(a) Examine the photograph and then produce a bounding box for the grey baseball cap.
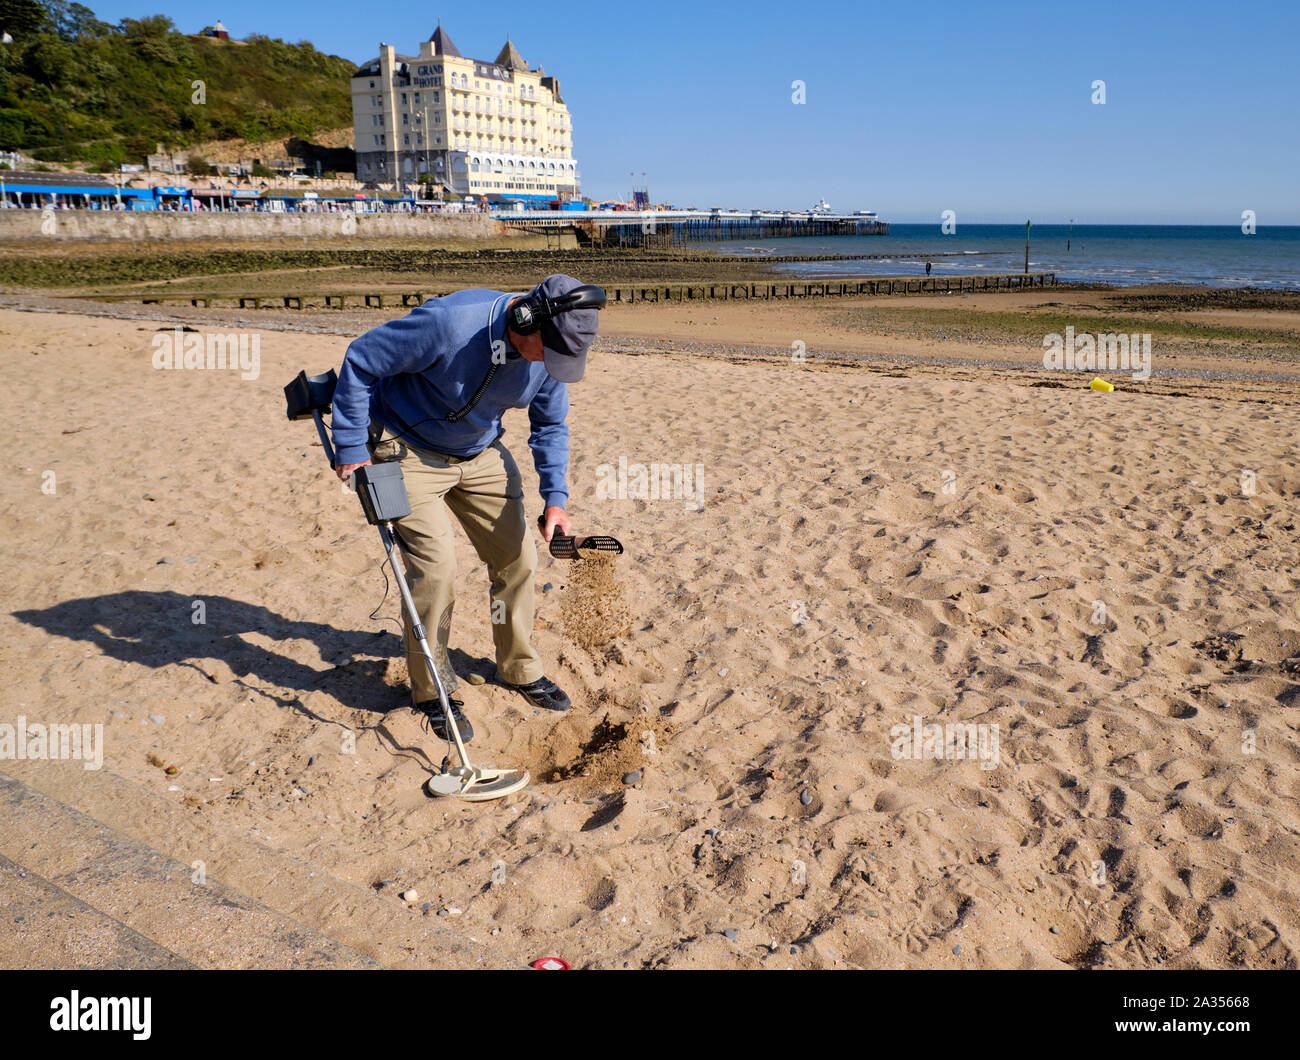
[532,273,600,383]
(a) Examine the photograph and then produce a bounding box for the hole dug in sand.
[530,711,673,795]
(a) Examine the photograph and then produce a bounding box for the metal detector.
[284,369,530,801]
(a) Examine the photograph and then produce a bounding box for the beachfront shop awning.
[0,170,120,198]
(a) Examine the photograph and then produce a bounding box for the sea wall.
[0,209,521,243]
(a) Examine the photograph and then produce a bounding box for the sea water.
[713,224,1300,289]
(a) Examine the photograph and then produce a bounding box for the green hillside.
[0,0,357,167]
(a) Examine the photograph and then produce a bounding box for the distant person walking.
[925,260,933,276]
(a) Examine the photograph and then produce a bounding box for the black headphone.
[508,284,606,335]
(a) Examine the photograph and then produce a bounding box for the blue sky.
[86,0,1300,222]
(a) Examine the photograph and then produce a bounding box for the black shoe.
[414,698,474,743]
[507,676,570,712]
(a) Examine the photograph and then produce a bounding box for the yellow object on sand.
[1089,377,1115,392]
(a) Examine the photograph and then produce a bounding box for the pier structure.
[498,209,889,247]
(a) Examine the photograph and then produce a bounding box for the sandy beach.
[2,291,1299,969]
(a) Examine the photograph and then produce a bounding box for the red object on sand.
[531,957,571,970]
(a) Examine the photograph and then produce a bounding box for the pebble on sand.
[401,889,419,903]
[723,929,738,940]
[800,789,813,806]
[466,673,486,685]
[622,770,642,784]
[148,714,165,725]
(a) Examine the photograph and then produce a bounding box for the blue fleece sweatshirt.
[331,289,570,510]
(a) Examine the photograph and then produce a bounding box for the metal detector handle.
[312,409,337,467]
[284,369,340,467]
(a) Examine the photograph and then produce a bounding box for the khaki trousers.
[369,427,543,703]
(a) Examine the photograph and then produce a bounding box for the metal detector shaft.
[311,409,337,466]
[310,411,470,767]
[376,519,476,772]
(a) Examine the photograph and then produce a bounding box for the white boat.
[810,199,832,214]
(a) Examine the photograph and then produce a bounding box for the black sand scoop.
[549,534,625,560]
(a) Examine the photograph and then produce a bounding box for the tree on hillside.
[0,0,45,38]
[41,0,111,40]
[0,1,357,159]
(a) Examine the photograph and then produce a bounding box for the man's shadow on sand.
[13,590,491,722]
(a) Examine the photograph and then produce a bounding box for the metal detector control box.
[352,462,412,525]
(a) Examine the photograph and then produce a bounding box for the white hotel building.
[351,24,579,203]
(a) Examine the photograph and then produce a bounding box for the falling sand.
[560,554,633,651]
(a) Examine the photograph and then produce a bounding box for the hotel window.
[413,93,420,104]
[404,134,410,145]
[402,114,408,124]
[401,93,407,104]
[369,80,375,88]
[416,134,423,145]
